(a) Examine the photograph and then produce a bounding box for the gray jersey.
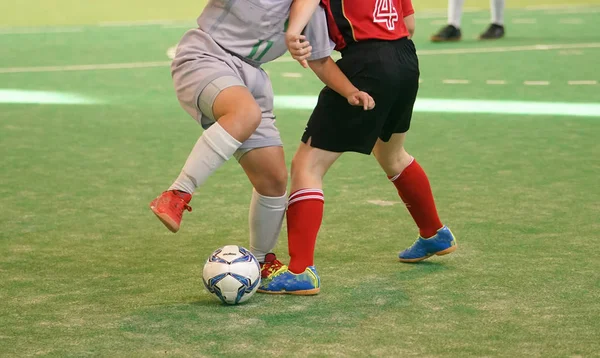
[198,0,334,66]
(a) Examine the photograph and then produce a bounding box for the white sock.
[169,123,242,194]
[448,0,465,28]
[248,189,287,262]
[491,0,505,25]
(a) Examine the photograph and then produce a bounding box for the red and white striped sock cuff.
[288,189,324,206]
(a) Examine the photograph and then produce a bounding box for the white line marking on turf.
[416,42,600,56]
[0,27,84,35]
[0,89,100,104]
[0,61,171,74]
[525,4,596,10]
[512,18,537,24]
[98,19,183,27]
[274,96,600,117]
[568,80,597,85]
[559,50,584,56]
[3,43,600,75]
[367,200,401,207]
[559,18,584,24]
[486,80,507,85]
[282,72,303,78]
[443,79,470,84]
[430,20,447,26]
[162,24,196,29]
[524,81,550,86]
[544,8,600,14]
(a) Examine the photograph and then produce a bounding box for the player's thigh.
[238,145,287,197]
[172,46,261,140]
[290,141,342,191]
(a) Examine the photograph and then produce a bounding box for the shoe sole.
[257,288,320,295]
[150,206,180,233]
[398,243,457,263]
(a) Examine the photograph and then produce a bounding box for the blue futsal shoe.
[257,265,320,295]
[399,226,457,263]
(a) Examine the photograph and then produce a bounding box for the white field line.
[1,43,599,74]
[417,42,600,56]
[443,79,470,84]
[559,18,584,24]
[545,8,600,14]
[486,80,507,85]
[568,80,597,85]
[282,72,302,78]
[524,4,598,10]
[0,27,84,35]
[0,61,171,74]
[430,20,448,26]
[524,81,550,86]
[512,18,537,24]
[97,19,184,27]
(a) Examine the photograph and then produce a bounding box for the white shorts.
[171,28,283,160]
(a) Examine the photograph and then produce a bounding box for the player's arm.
[286,0,321,67]
[404,14,415,38]
[308,57,375,110]
[402,0,416,38]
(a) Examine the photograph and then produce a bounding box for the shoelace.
[171,197,192,213]
[262,259,284,275]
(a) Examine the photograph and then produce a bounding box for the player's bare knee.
[376,148,412,174]
[254,168,288,197]
[232,102,261,128]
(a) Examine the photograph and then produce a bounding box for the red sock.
[389,159,443,238]
[287,189,324,274]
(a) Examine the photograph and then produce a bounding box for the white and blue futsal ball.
[202,245,261,305]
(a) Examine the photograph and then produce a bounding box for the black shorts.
[302,37,420,154]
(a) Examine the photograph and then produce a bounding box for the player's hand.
[286,34,312,68]
[347,91,375,110]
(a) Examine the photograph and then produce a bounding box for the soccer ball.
[202,245,261,305]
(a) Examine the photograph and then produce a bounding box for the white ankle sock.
[448,0,465,28]
[491,0,505,25]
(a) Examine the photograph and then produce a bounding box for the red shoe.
[260,253,284,279]
[149,190,192,233]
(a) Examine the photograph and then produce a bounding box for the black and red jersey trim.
[328,0,354,49]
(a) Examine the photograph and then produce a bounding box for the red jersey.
[320,0,415,51]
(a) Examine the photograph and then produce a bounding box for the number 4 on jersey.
[373,0,399,31]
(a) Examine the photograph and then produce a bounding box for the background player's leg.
[480,0,506,39]
[448,0,466,28]
[491,0,505,25]
[286,141,341,274]
[372,133,443,239]
[431,0,464,42]
[238,146,288,264]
